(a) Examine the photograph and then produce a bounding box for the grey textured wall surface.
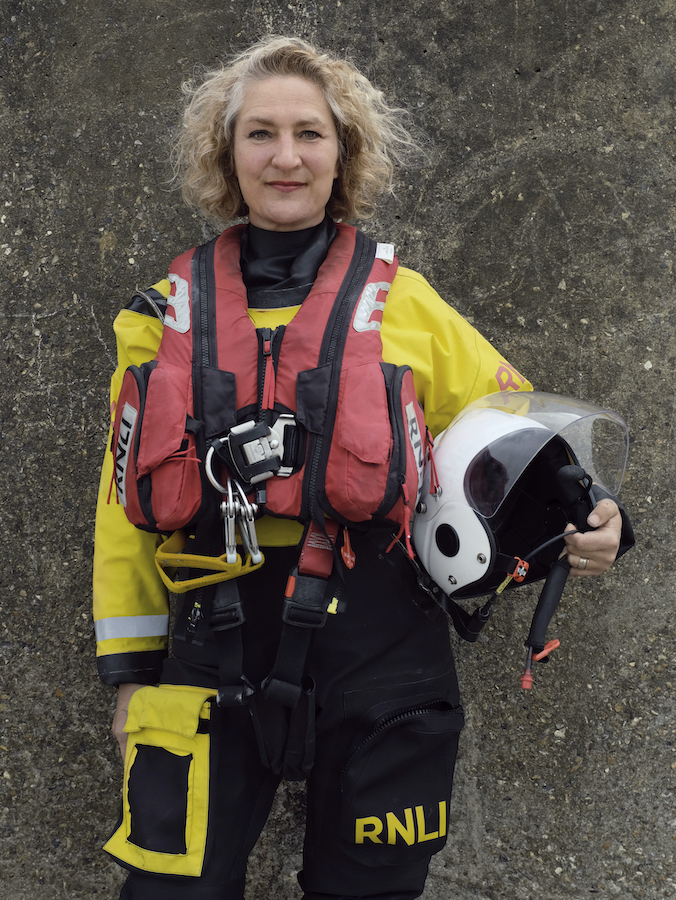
[1,1,674,898]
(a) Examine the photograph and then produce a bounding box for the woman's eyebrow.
[241,115,327,128]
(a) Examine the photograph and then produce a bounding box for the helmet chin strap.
[403,524,585,694]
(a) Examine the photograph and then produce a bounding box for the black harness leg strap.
[210,579,255,708]
[172,238,230,650]
[260,521,339,779]
[262,572,329,706]
[262,521,338,707]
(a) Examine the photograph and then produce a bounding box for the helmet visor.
[450,392,629,519]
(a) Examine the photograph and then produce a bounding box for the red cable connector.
[521,640,561,689]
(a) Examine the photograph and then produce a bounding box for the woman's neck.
[240,215,337,309]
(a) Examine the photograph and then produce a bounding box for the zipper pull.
[341,526,356,569]
[401,483,415,559]
[426,428,441,497]
[186,599,204,636]
[257,327,278,415]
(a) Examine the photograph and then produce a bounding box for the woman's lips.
[268,181,305,192]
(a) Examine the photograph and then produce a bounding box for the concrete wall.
[1,1,673,897]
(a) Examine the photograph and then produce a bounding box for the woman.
[94,36,627,900]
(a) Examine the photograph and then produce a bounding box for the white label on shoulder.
[405,401,425,502]
[375,243,395,264]
[165,273,191,333]
[115,401,138,508]
[353,281,392,333]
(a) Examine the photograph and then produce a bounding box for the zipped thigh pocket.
[104,685,216,877]
[339,696,464,865]
[113,360,203,532]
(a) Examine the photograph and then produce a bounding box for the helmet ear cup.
[435,523,460,557]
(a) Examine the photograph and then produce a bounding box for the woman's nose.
[272,134,301,170]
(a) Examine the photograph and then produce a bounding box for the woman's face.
[232,75,340,231]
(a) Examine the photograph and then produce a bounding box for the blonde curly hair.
[171,36,417,224]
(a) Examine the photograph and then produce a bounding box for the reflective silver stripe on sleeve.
[94,614,169,643]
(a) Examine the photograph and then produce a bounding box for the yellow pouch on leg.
[104,684,217,877]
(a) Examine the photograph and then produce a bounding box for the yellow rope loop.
[154,530,265,593]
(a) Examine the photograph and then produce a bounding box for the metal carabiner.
[206,444,230,493]
[220,479,239,565]
[232,481,262,565]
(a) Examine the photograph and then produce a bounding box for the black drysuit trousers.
[117,532,464,900]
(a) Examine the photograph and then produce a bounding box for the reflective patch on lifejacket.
[406,400,425,500]
[94,614,170,642]
[353,281,392,333]
[165,273,191,334]
[355,801,448,845]
[115,401,138,508]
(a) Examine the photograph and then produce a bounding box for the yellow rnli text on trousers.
[355,801,448,845]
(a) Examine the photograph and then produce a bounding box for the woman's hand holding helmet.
[564,498,623,577]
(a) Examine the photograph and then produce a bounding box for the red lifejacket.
[113,223,426,548]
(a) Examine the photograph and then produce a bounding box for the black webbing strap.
[262,572,330,707]
[443,597,492,643]
[282,677,316,779]
[262,521,338,708]
[248,677,317,780]
[210,579,255,708]
[403,542,493,644]
[402,538,536,643]
[172,238,227,647]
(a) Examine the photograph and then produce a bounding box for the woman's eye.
[300,130,321,140]
[248,130,270,140]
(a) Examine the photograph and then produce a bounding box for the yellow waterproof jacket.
[93,264,532,685]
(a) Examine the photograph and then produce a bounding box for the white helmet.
[412,391,628,599]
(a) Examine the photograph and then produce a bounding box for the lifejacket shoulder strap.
[302,229,379,527]
[173,237,225,646]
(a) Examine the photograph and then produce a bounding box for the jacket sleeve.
[93,289,170,686]
[381,267,533,437]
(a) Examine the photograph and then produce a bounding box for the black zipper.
[128,361,158,528]
[128,363,153,466]
[198,243,210,368]
[379,365,409,518]
[340,700,460,791]
[257,327,273,418]
[256,326,285,423]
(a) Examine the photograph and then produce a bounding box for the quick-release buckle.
[206,415,296,487]
[209,601,246,631]
[282,599,328,628]
[282,569,328,628]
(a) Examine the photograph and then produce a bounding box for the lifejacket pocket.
[104,685,216,877]
[113,360,203,532]
[325,362,394,521]
[339,697,464,865]
[324,363,426,527]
